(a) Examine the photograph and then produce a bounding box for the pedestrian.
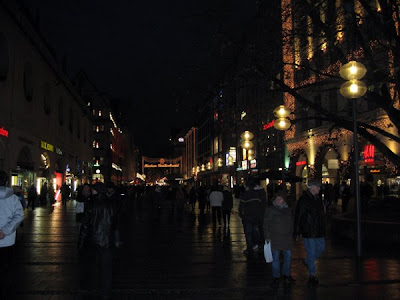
[189,187,197,212]
[48,183,55,205]
[78,182,116,299]
[222,186,233,227]
[61,183,70,206]
[238,178,264,255]
[264,190,295,285]
[197,186,207,215]
[40,182,48,206]
[27,184,37,210]
[75,183,91,222]
[339,181,350,212]
[209,185,223,227]
[0,170,24,298]
[294,178,326,285]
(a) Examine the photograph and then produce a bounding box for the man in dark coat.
[239,178,265,255]
[78,182,116,299]
[294,178,325,285]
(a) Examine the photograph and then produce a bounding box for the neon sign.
[263,120,275,130]
[0,127,8,137]
[364,144,375,163]
[296,161,307,166]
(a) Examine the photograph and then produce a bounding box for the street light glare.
[349,65,357,75]
[350,83,358,93]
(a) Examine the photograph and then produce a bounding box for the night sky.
[26,0,257,156]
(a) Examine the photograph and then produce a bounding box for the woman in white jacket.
[0,170,24,298]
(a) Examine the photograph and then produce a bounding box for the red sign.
[364,144,375,163]
[263,120,275,130]
[296,161,307,166]
[0,127,8,138]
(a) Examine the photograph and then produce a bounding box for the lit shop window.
[93,140,99,148]
[98,110,102,117]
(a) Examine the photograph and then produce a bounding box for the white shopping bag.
[264,241,273,263]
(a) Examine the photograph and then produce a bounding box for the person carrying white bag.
[263,190,295,286]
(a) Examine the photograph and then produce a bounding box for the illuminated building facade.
[281,0,400,198]
[0,1,93,196]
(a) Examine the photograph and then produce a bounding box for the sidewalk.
[11,198,400,299]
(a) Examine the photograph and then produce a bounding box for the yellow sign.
[40,141,54,152]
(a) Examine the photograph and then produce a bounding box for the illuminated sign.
[178,137,184,143]
[296,161,307,166]
[144,163,180,168]
[40,141,54,152]
[0,127,8,137]
[364,144,375,163]
[263,120,275,130]
[250,159,257,169]
[241,160,248,170]
[370,169,381,173]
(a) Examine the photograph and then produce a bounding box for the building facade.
[0,1,93,197]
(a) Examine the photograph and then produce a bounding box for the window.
[92,109,96,116]
[92,140,99,148]
[98,110,102,117]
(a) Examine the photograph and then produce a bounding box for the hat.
[307,178,322,187]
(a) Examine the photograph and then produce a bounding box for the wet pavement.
[11,197,400,299]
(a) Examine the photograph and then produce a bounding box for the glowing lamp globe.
[340,80,367,98]
[273,105,291,118]
[274,118,291,130]
[339,61,366,80]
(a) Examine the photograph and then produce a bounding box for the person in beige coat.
[264,190,295,284]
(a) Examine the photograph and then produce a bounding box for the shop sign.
[40,141,54,152]
[370,169,381,173]
[241,160,248,170]
[0,127,9,137]
[296,161,307,166]
[262,120,275,130]
[55,148,63,155]
[364,144,375,163]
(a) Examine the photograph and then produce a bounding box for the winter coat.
[209,190,223,207]
[264,205,293,250]
[238,189,264,222]
[78,193,116,249]
[222,190,233,210]
[0,187,24,247]
[294,190,326,238]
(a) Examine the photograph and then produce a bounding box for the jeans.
[271,249,292,278]
[303,238,325,275]
[243,219,260,250]
[222,209,231,226]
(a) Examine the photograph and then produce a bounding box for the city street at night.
[11,198,400,299]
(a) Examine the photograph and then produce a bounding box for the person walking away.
[361,174,374,213]
[76,183,91,222]
[264,190,295,286]
[339,181,350,212]
[239,178,264,255]
[40,182,48,206]
[61,183,70,206]
[78,182,116,299]
[294,178,326,285]
[209,185,223,227]
[222,186,233,227]
[197,186,207,215]
[189,187,197,212]
[0,170,24,298]
[48,183,55,205]
[27,184,37,210]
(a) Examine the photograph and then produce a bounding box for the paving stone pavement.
[10,197,400,299]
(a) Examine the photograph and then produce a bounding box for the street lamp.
[339,60,367,258]
[273,105,292,183]
[240,131,254,171]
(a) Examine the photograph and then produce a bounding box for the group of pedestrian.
[239,177,326,286]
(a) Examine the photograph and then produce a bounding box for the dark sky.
[26,0,257,156]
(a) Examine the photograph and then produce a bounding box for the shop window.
[98,110,102,117]
[0,33,9,81]
[23,62,33,102]
[43,83,51,115]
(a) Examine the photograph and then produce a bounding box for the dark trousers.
[80,246,113,297]
[243,219,261,250]
[27,197,35,209]
[222,208,231,226]
[211,206,222,225]
[0,246,15,298]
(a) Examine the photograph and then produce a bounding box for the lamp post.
[240,131,254,173]
[339,60,367,258]
[273,105,291,182]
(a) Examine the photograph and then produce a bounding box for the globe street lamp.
[273,105,292,182]
[339,60,367,258]
[240,131,254,172]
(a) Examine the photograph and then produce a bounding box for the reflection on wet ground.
[12,197,400,299]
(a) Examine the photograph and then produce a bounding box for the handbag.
[76,202,84,213]
[264,241,273,263]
